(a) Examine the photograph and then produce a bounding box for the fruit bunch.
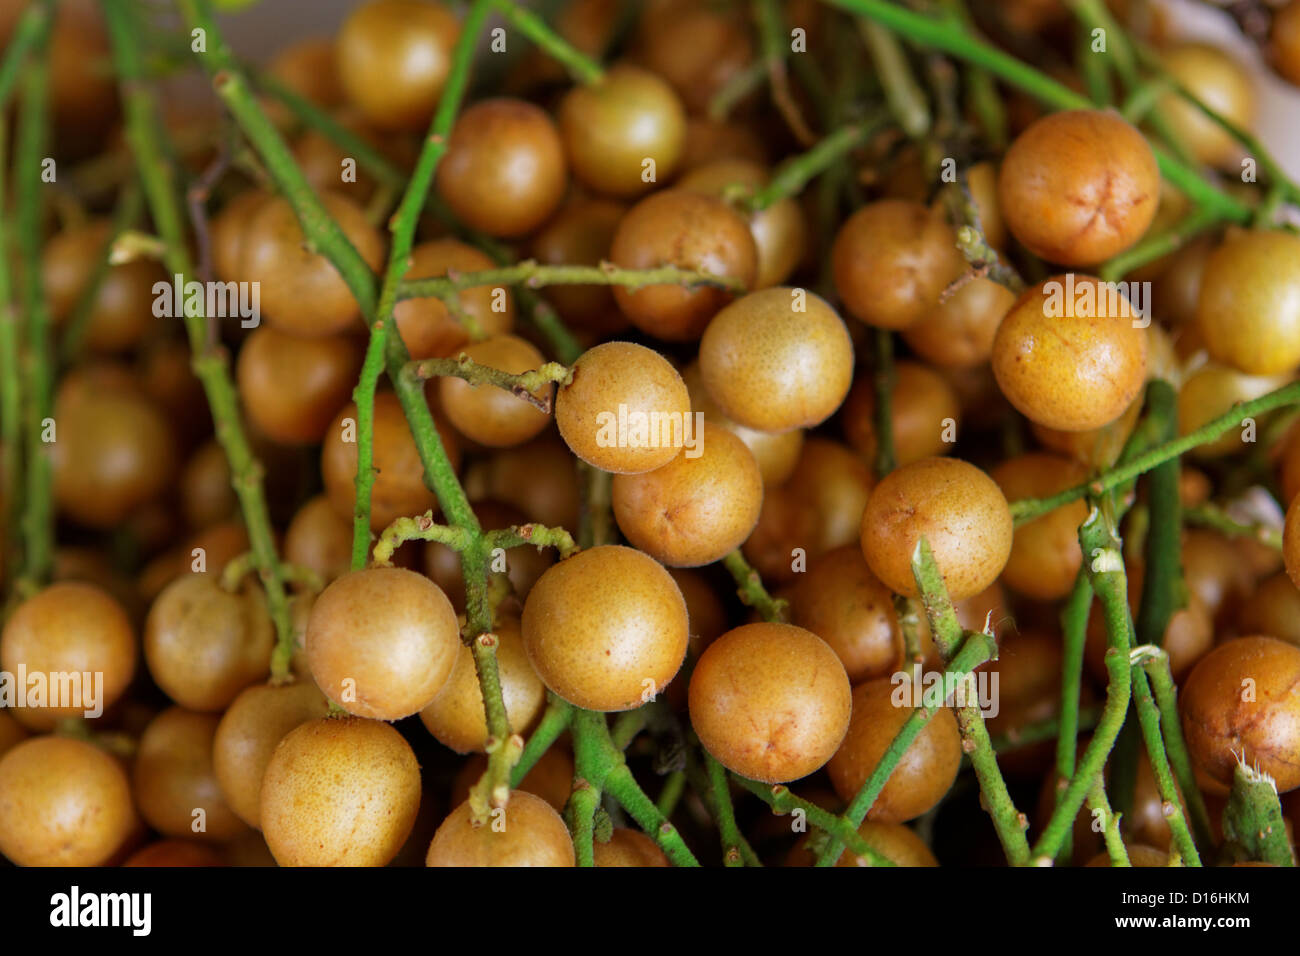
[2,0,1300,870]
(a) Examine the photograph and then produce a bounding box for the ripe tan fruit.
[426,791,575,866]
[859,457,1012,601]
[521,545,688,711]
[689,622,852,783]
[611,423,764,567]
[261,717,422,866]
[0,736,136,867]
[306,567,461,721]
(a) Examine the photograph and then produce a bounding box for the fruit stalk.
[103,0,296,673]
[510,693,573,786]
[487,0,604,85]
[1183,503,1283,549]
[747,118,885,212]
[732,776,895,866]
[1129,660,1201,864]
[0,1,49,108]
[1010,380,1300,524]
[1221,762,1297,866]
[723,549,788,622]
[1032,505,1134,862]
[705,753,747,866]
[14,4,55,592]
[397,260,748,301]
[1054,567,1093,861]
[59,182,143,363]
[1087,775,1133,866]
[405,353,571,412]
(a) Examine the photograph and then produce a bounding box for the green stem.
[14,7,54,591]
[722,549,788,623]
[59,182,144,363]
[1055,567,1092,861]
[1011,381,1300,524]
[1184,503,1282,550]
[511,693,573,787]
[487,0,604,84]
[732,776,896,867]
[747,119,886,212]
[397,260,747,301]
[823,0,1252,224]
[405,354,571,411]
[1098,207,1220,282]
[0,2,49,108]
[1088,775,1131,866]
[705,754,747,866]
[106,0,296,678]
[1031,506,1133,863]
[1222,762,1296,866]
[858,17,930,137]
[1130,663,1201,864]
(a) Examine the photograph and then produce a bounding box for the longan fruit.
[211,190,270,284]
[832,200,965,329]
[843,360,961,468]
[1159,43,1255,168]
[0,582,136,730]
[901,277,1016,369]
[144,574,274,712]
[419,616,545,753]
[240,192,385,337]
[395,239,515,360]
[991,275,1149,432]
[997,110,1159,265]
[336,0,461,131]
[1180,636,1300,792]
[426,791,574,866]
[1085,845,1172,867]
[530,196,628,335]
[1032,392,1142,470]
[634,0,754,113]
[451,746,575,814]
[306,567,461,721]
[284,494,354,587]
[424,500,554,612]
[236,327,364,445]
[464,435,582,530]
[827,678,962,823]
[1239,573,1300,647]
[609,189,757,341]
[261,717,422,866]
[859,457,1012,601]
[699,286,854,433]
[1275,1,1300,86]
[0,736,136,867]
[123,840,227,867]
[1195,230,1300,376]
[133,707,250,842]
[689,622,852,783]
[438,334,553,447]
[593,827,670,867]
[681,360,803,486]
[321,391,462,531]
[1177,363,1290,458]
[990,453,1089,600]
[787,820,938,867]
[0,711,27,760]
[51,371,178,528]
[436,98,568,238]
[179,439,237,530]
[558,64,686,198]
[212,680,332,829]
[521,545,688,712]
[787,545,906,684]
[554,341,691,474]
[678,159,808,289]
[611,423,764,567]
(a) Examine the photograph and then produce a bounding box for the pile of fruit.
[2,0,1300,869]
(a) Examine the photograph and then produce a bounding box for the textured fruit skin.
[558,64,686,198]
[859,457,1012,601]
[521,545,688,712]
[0,582,136,730]
[336,0,461,131]
[902,277,1016,369]
[611,423,763,567]
[236,327,364,445]
[1276,1,1300,86]
[1180,636,1300,792]
[843,360,961,468]
[827,678,962,823]
[395,239,515,360]
[123,840,226,867]
[997,110,1159,266]
[0,736,137,867]
[322,392,461,530]
[593,827,670,866]
[609,189,757,342]
[831,199,965,329]
[261,717,422,867]
[786,820,939,867]
[688,622,852,783]
[1195,230,1300,376]
[438,334,552,447]
[990,453,1089,601]
[788,545,905,684]
[213,681,332,828]
[419,617,545,753]
[699,287,854,433]
[133,707,250,842]
[1178,364,1289,458]
[239,193,385,337]
[1159,44,1255,167]
[554,341,692,474]
[681,360,803,486]
[306,567,461,721]
[426,791,575,866]
[991,275,1149,432]
[435,98,568,238]
[144,574,274,712]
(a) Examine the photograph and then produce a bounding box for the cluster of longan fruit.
[2,0,1300,871]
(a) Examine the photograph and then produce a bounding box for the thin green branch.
[723,549,788,623]
[511,693,573,787]
[404,353,571,412]
[732,776,896,867]
[871,328,897,479]
[705,754,747,866]
[487,0,604,84]
[747,118,887,212]
[397,260,747,301]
